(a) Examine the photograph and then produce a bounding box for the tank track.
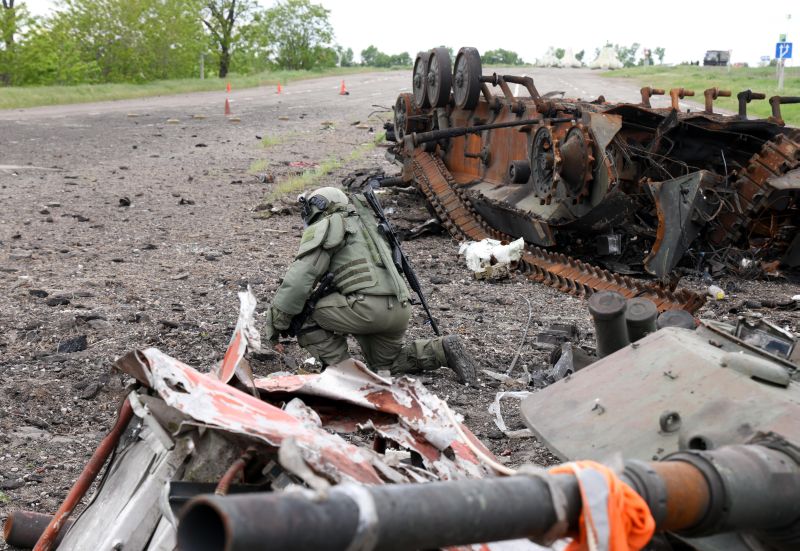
[411,150,706,313]
[711,131,800,247]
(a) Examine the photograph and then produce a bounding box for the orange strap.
[549,461,655,551]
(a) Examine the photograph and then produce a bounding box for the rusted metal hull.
[390,52,800,305]
[412,149,706,312]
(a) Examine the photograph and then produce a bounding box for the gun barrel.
[178,444,800,551]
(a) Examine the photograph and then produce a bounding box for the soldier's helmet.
[298,186,349,225]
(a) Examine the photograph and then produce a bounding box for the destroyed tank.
[387,47,800,311]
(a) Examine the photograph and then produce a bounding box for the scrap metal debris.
[8,293,506,550]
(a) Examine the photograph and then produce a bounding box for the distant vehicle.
[703,50,730,66]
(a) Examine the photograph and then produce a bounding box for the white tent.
[535,47,560,68]
[558,48,582,68]
[589,46,623,69]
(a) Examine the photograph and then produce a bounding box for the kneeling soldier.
[265,186,476,384]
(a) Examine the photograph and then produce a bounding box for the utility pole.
[200,52,205,80]
[777,14,791,92]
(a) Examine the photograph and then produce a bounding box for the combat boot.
[442,335,477,385]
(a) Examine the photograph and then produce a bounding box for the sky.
[23,0,799,67]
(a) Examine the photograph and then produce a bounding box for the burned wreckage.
[386,47,800,312]
[4,290,800,551]
[4,50,800,551]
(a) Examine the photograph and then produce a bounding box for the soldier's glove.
[269,306,294,339]
[264,308,280,345]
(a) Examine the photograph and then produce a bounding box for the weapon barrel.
[178,444,800,551]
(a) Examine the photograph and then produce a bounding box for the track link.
[711,131,800,247]
[412,150,706,313]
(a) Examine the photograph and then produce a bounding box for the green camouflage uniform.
[267,193,447,374]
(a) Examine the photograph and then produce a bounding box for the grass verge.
[607,65,800,125]
[0,66,388,111]
[261,131,387,206]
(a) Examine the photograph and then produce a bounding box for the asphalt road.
[0,67,693,125]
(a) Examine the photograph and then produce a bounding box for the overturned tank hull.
[388,47,800,311]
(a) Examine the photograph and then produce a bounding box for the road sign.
[776,42,793,59]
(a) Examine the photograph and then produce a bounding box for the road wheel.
[412,51,430,109]
[426,47,452,108]
[453,47,482,110]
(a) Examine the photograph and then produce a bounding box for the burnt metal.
[408,117,572,146]
[412,151,706,312]
[215,447,257,496]
[178,445,800,551]
[453,47,482,110]
[588,291,630,357]
[177,473,583,551]
[669,88,695,110]
[521,318,800,463]
[641,86,665,108]
[657,309,696,330]
[664,445,800,544]
[33,398,135,551]
[626,297,658,342]
[643,171,715,278]
[737,89,766,119]
[769,95,800,125]
[411,52,429,109]
[426,47,452,109]
[508,159,530,183]
[3,511,73,549]
[391,48,800,314]
[703,87,731,114]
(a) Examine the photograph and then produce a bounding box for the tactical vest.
[330,213,406,298]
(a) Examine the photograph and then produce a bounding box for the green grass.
[0,66,388,110]
[0,491,9,504]
[262,132,387,204]
[258,134,284,148]
[248,159,269,174]
[608,65,800,125]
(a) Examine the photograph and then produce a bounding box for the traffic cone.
[339,80,349,95]
[224,97,232,115]
[276,82,282,94]
[226,82,231,93]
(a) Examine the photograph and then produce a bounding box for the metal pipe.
[768,95,800,125]
[703,87,731,114]
[179,475,582,551]
[409,117,574,146]
[178,445,800,551]
[664,444,800,541]
[640,87,665,108]
[737,89,766,119]
[215,447,257,496]
[669,88,695,110]
[33,398,135,551]
[3,511,73,549]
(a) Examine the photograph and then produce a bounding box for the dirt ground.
[1,74,799,546]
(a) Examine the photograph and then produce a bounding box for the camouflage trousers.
[297,293,446,374]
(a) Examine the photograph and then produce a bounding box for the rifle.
[362,185,441,336]
[283,272,336,337]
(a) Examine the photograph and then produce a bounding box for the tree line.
[0,0,340,86]
[0,0,534,87]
